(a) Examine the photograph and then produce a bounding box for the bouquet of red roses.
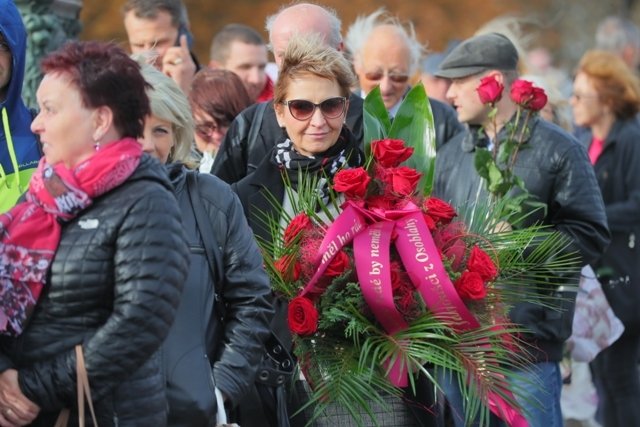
[261,85,577,427]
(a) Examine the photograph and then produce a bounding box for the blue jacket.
[0,0,40,212]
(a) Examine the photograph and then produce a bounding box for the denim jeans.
[437,362,563,427]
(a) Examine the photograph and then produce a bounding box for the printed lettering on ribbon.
[301,204,366,297]
[354,221,409,387]
[395,212,480,332]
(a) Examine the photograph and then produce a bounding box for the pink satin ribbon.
[299,200,528,426]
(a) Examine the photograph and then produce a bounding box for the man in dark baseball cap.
[431,31,609,427]
[435,32,518,79]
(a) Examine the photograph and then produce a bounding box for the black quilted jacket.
[0,155,190,426]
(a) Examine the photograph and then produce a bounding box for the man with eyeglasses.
[0,0,41,214]
[211,3,364,184]
[123,0,199,94]
[345,9,463,150]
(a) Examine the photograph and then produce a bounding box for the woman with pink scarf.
[0,41,189,426]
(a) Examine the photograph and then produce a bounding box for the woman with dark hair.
[189,68,252,172]
[571,49,640,426]
[0,41,189,426]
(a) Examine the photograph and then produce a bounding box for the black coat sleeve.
[18,188,190,410]
[198,175,274,405]
[212,104,259,184]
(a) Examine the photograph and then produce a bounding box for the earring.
[94,138,101,151]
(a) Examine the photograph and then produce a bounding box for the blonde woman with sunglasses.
[232,34,363,427]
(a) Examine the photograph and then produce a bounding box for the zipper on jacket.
[630,232,635,249]
[0,107,21,190]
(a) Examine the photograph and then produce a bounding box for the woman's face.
[139,115,175,164]
[193,108,226,154]
[570,72,607,128]
[275,74,347,157]
[31,73,100,168]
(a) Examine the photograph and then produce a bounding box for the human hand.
[492,221,512,233]
[0,370,39,426]
[161,34,196,94]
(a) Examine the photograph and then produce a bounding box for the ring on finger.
[172,57,183,65]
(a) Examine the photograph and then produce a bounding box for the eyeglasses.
[364,70,410,84]
[0,40,9,53]
[281,97,347,121]
[194,121,227,138]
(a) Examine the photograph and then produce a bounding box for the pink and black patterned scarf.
[0,137,142,336]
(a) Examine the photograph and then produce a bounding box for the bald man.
[211,3,363,184]
[346,9,463,149]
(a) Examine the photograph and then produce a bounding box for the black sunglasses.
[282,96,347,121]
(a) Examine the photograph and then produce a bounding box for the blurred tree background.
[78,0,639,72]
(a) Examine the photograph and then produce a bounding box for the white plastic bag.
[567,265,624,362]
[215,388,240,427]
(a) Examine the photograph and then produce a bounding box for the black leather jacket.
[212,94,464,184]
[0,155,190,426]
[212,94,363,184]
[434,116,610,362]
[163,165,273,416]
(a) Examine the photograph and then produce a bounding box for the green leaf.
[487,163,504,193]
[389,83,436,195]
[497,139,515,165]
[363,87,391,158]
[474,148,492,180]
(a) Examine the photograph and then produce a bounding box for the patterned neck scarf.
[0,138,142,336]
[272,127,361,201]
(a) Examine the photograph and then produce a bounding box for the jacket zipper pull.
[629,232,635,249]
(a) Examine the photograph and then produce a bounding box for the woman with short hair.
[0,40,189,426]
[571,49,640,426]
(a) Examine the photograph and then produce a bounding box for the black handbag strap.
[186,171,225,319]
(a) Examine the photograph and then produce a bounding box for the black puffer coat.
[0,155,190,426]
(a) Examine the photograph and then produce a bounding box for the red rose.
[443,239,467,272]
[433,221,466,246]
[368,195,398,211]
[383,166,422,196]
[466,246,498,281]
[454,271,487,300]
[424,197,457,224]
[274,255,301,281]
[422,213,436,231]
[510,79,535,107]
[528,87,548,112]
[371,139,414,168]
[476,76,504,105]
[284,213,311,245]
[288,296,319,336]
[333,167,371,199]
[324,250,350,277]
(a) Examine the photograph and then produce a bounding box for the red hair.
[188,68,252,127]
[41,41,151,138]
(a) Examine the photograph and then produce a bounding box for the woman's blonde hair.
[135,58,197,167]
[274,34,356,106]
[577,50,640,120]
